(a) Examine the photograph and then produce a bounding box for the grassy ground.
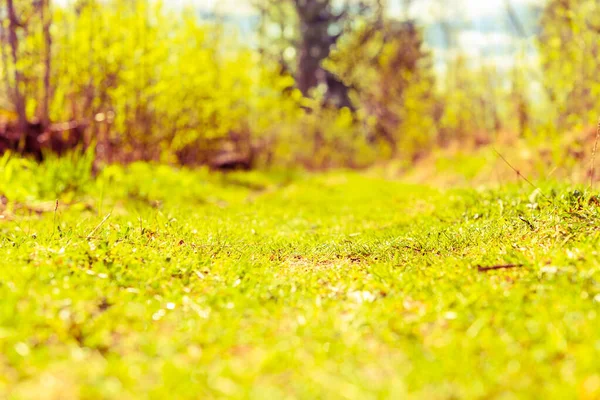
[1,155,600,399]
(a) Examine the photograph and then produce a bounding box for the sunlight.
[2,0,599,398]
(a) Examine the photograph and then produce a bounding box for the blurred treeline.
[0,0,598,170]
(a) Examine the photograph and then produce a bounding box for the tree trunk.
[41,0,53,128]
[0,14,11,100]
[6,0,28,134]
[293,0,352,108]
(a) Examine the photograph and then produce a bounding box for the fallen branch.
[477,264,524,272]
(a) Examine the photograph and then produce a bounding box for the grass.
[1,156,600,399]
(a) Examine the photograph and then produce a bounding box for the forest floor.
[1,157,600,399]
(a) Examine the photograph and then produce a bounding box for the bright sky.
[176,0,544,70]
[54,0,545,21]
[182,0,544,19]
[54,0,544,70]
[167,0,255,15]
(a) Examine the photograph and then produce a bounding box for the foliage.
[0,0,598,168]
[437,56,508,143]
[538,0,600,130]
[1,0,304,165]
[0,148,94,202]
[327,20,437,157]
[0,0,444,167]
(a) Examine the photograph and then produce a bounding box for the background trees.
[538,0,600,130]
[0,0,597,169]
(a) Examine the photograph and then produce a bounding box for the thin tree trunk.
[41,0,52,128]
[0,11,12,103]
[6,0,28,134]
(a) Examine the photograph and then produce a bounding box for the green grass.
[1,157,600,399]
